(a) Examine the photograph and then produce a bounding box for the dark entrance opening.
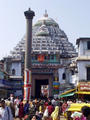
[87,67,90,81]
[35,79,49,98]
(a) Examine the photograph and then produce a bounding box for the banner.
[78,82,90,91]
[53,81,60,88]
[24,70,31,100]
[53,81,60,94]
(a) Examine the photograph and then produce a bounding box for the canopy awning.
[67,103,90,111]
[59,88,76,98]
[59,88,76,95]
[59,92,75,98]
[60,88,76,95]
[75,91,90,94]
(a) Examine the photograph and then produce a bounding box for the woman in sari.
[51,106,60,120]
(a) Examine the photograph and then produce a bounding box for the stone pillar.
[24,8,35,100]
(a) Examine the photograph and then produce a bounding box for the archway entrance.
[35,79,49,98]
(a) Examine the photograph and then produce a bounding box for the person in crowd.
[43,106,48,118]
[39,103,43,114]
[66,111,73,120]
[59,100,63,115]
[61,101,68,115]
[24,100,30,116]
[29,101,36,117]
[67,99,73,106]
[18,98,24,120]
[81,106,90,120]
[47,101,54,116]
[71,111,81,120]
[14,101,19,118]
[35,100,40,111]
[0,100,5,120]
[31,116,37,120]
[44,100,48,111]
[14,96,20,105]
[10,102,15,117]
[6,100,15,118]
[35,111,41,120]
[10,94,14,103]
[38,106,43,119]
[51,106,60,120]
[51,98,56,107]
[14,96,20,118]
[0,100,13,120]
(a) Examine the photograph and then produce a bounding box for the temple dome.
[34,11,58,27]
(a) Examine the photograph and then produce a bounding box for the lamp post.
[24,8,35,101]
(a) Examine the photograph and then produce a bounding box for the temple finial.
[28,8,31,11]
[44,10,48,17]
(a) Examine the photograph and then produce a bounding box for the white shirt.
[0,107,5,120]
[0,106,13,120]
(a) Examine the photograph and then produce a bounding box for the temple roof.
[10,12,77,59]
[34,11,58,27]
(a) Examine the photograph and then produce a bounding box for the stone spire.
[44,10,48,17]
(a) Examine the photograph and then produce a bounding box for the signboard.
[78,82,90,91]
[53,81,60,94]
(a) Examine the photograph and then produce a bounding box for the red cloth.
[47,105,54,116]
[19,101,24,118]
[62,102,68,113]
[44,102,48,108]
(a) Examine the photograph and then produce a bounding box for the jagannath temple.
[3,11,77,98]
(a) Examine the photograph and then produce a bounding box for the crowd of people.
[0,95,90,120]
[0,96,62,120]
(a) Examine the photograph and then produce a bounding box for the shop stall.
[76,82,90,101]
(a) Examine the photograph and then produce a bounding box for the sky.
[0,0,90,60]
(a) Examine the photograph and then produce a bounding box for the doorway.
[87,67,90,80]
[35,79,49,98]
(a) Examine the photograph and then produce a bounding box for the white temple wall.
[70,74,78,86]
[58,68,65,84]
[85,50,90,56]
[77,61,90,81]
[60,59,71,65]
[79,40,90,56]
[79,41,84,56]
[10,62,21,76]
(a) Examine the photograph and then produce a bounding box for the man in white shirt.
[0,100,13,120]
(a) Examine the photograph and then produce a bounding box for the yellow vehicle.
[64,103,90,120]
[67,103,90,111]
